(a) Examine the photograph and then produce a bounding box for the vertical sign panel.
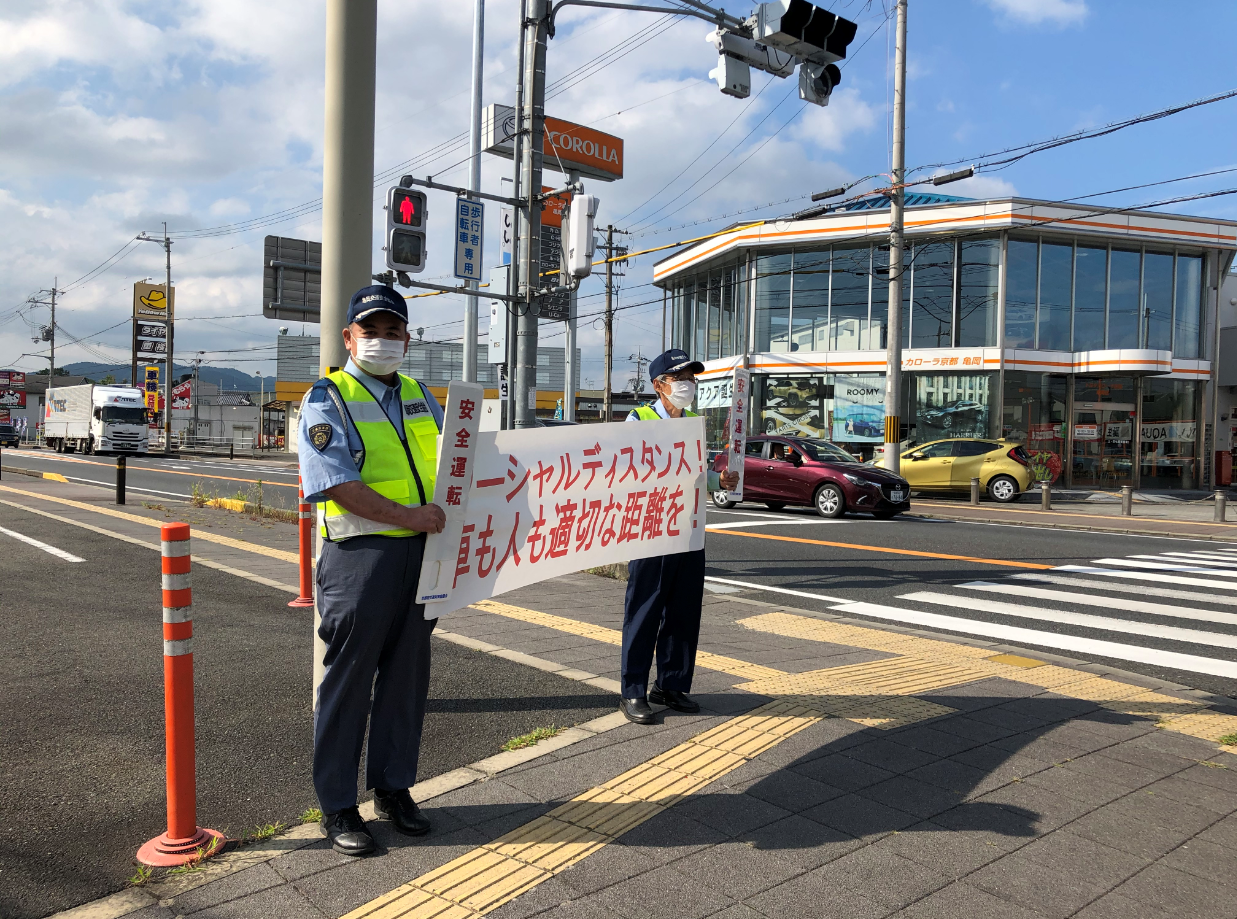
[726,369,750,503]
[454,200,485,282]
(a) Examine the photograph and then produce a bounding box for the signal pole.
[320,0,377,378]
[463,0,485,383]
[883,0,907,475]
[514,0,549,428]
[603,225,615,422]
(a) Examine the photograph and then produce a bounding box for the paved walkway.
[11,475,1237,919]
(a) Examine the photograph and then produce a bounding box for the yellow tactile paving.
[1162,710,1237,743]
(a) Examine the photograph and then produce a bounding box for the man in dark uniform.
[298,284,446,855]
[620,349,738,724]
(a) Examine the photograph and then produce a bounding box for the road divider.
[137,523,224,867]
[289,480,314,609]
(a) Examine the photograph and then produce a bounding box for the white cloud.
[982,0,1088,27]
[941,174,1018,199]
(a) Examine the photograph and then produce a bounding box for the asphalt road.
[0,504,611,919]
[1,447,302,510]
[703,502,1237,700]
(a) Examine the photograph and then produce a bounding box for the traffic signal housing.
[756,1,858,65]
[385,185,427,273]
[565,194,599,279]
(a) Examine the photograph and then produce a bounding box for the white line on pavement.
[57,475,191,499]
[705,519,827,529]
[961,580,1237,626]
[1155,552,1237,568]
[903,590,1237,650]
[0,524,84,562]
[1056,564,1237,591]
[1095,557,1237,579]
[1012,571,1237,605]
[702,576,850,604]
[832,599,1237,678]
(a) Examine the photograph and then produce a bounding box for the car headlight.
[843,473,873,487]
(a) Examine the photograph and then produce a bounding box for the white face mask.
[353,337,406,376]
[665,379,696,409]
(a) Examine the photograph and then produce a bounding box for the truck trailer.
[44,384,149,455]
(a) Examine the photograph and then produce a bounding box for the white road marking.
[1013,572,1237,606]
[832,599,1237,679]
[1093,557,1237,579]
[702,576,850,604]
[57,475,191,499]
[705,519,827,529]
[961,580,1237,626]
[904,590,1237,650]
[703,581,743,594]
[1154,552,1237,568]
[0,524,84,562]
[1056,564,1237,591]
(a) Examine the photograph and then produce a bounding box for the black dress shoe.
[321,806,376,856]
[620,696,656,725]
[649,683,700,713]
[374,788,431,836]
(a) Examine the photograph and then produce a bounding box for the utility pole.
[137,226,173,448]
[628,349,649,396]
[883,0,907,476]
[28,281,59,390]
[191,354,202,446]
[603,225,615,422]
[514,0,549,428]
[320,0,377,378]
[463,0,485,383]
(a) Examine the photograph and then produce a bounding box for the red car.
[711,435,912,519]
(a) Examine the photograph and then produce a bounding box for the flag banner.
[724,368,750,503]
[417,411,707,617]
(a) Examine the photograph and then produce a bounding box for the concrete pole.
[463,0,485,383]
[319,0,377,378]
[514,0,548,428]
[163,224,173,450]
[565,289,577,421]
[603,225,614,423]
[882,0,907,476]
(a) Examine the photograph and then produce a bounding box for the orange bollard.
[137,523,224,867]
[288,479,314,609]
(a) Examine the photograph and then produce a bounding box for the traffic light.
[565,194,599,279]
[385,185,427,273]
[799,60,842,106]
[756,2,858,64]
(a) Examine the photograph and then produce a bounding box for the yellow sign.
[144,366,160,411]
[134,282,175,321]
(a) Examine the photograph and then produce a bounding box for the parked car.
[871,437,1032,502]
[712,435,911,519]
[922,399,985,430]
[0,424,19,449]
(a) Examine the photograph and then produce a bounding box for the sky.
[3,0,1237,392]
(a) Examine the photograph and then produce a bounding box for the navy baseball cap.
[649,348,704,380]
[347,285,408,325]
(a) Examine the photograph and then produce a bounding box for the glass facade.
[1002,372,1067,484]
[1141,378,1199,489]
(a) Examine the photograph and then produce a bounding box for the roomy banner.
[832,374,884,442]
[417,390,707,617]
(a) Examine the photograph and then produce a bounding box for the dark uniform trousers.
[313,533,435,815]
[620,547,706,699]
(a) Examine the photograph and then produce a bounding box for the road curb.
[909,509,1237,542]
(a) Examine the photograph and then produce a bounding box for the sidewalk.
[910,493,1237,541]
[48,554,1237,917]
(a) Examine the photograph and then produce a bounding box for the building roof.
[841,192,971,211]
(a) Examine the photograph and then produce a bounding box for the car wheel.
[941,414,953,430]
[712,490,736,509]
[988,475,1020,503]
[764,418,778,434]
[786,391,801,406]
[813,484,845,519]
[765,502,786,511]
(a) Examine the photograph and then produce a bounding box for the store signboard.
[0,390,26,408]
[832,375,884,443]
[171,380,192,411]
[1142,421,1196,442]
[1074,424,1099,440]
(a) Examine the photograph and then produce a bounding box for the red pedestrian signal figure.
[399,195,415,225]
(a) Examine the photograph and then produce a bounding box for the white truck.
[44,384,149,455]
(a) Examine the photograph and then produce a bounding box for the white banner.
[724,369,749,502]
[417,415,707,616]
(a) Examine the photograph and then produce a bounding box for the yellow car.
[871,438,1034,502]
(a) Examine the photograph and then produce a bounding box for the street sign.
[482,104,624,182]
[134,282,175,321]
[499,363,509,402]
[500,207,513,265]
[539,227,570,323]
[144,366,160,412]
[454,198,485,282]
[262,236,321,323]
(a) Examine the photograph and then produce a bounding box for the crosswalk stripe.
[903,590,1237,650]
[1153,553,1237,568]
[832,600,1237,678]
[1092,558,1237,579]
[1057,564,1237,591]
[961,580,1237,626]
[1163,551,1237,563]
[1013,572,1237,606]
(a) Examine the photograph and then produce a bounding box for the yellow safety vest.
[632,403,698,420]
[319,370,439,541]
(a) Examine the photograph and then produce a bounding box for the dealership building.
[654,193,1237,490]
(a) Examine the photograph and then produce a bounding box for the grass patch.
[1218,732,1237,746]
[241,821,287,845]
[502,725,565,752]
[299,807,323,825]
[127,865,153,888]
[141,502,166,511]
[165,835,222,875]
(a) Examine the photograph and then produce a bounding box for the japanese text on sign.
[416,413,707,616]
[454,199,485,281]
[724,369,750,502]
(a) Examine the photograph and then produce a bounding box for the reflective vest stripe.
[320,372,439,541]
[632,403,698,420]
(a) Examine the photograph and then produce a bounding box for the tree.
[100,374,115,385]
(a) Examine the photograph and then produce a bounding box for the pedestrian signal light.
[385,186,428,273]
